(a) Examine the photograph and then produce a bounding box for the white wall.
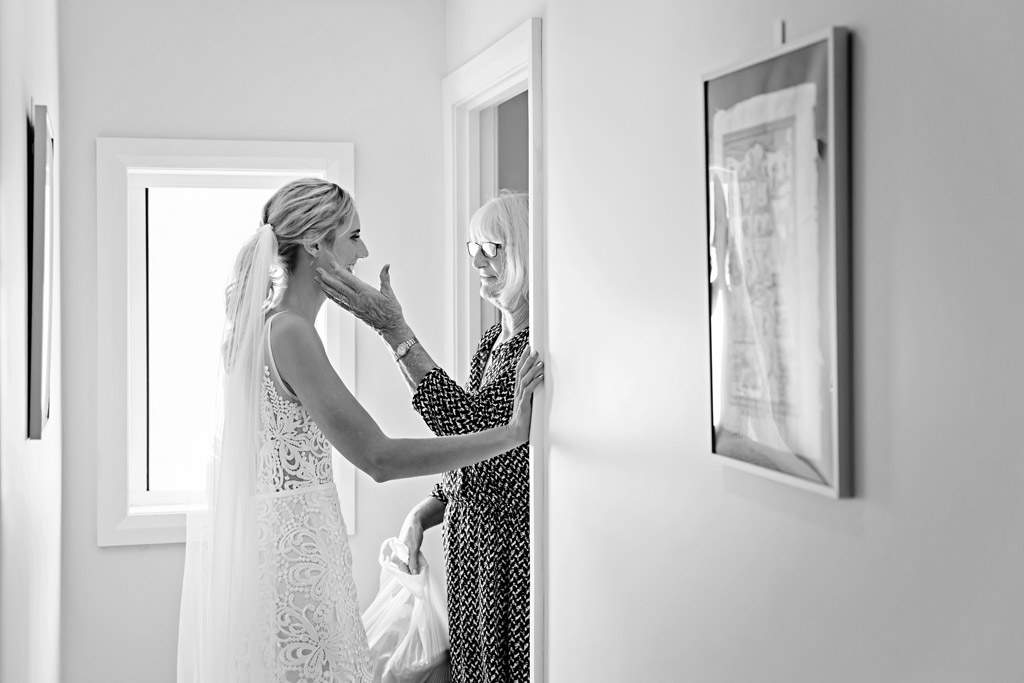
[59,0,448,680]
[0,0,64,680]
[449,1,1024,681]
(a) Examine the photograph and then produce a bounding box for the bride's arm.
[269,312,542,483]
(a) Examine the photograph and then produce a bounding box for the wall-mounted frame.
[28,104,55,440]
[704,26,851,498]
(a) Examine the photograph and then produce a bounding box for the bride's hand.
[315,262,407,337]
[507,348,544,445]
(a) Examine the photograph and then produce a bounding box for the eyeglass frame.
[466,241,504,259]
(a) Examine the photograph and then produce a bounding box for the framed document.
[704,27,851,497]
[29,104,55,440]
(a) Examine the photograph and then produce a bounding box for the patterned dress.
[255,313,374,683]
[412,323,530,683]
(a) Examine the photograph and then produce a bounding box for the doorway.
[476,90,529,334]
[440,17,546,682]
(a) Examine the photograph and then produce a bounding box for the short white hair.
[469,191,529,312]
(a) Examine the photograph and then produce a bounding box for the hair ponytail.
[222,225,277,371]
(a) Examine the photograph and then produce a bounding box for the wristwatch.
[393,337,419,362]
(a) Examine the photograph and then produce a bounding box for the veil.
[177,224,277,682]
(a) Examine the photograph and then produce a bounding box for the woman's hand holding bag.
[362,538,452,683]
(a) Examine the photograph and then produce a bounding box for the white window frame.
[96,138,357,547]
[441,18,547,682]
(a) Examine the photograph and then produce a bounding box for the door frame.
[441,17,547,683]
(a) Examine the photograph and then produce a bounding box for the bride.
[177,178,543,682]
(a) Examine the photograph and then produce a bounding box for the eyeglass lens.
[467,242,500,258]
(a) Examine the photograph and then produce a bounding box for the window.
[96,139,356,546]
[145,187,270,499]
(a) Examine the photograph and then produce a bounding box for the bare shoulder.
[266,310,350,411]
[268,310,325,361]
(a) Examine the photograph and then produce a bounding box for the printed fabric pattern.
[412,323,531,683]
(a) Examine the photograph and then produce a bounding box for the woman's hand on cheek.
[315,263,408,337]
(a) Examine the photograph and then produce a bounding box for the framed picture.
[704,27,851,497]
[29,104,55,440]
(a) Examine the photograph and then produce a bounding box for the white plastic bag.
[362,538,452,683]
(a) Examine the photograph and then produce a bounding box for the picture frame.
[29,104,55,440]
[703,27,851,497]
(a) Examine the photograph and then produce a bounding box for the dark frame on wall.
[703,27,851,497]
[28,104,55,440]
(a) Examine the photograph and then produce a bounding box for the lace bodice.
[257,366,334,493]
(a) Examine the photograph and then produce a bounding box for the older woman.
[315,192,532,683]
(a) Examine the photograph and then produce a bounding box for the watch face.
[395,338,416,359]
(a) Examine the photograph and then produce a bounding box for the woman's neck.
[496,300,529,343]
[276,272,326,325]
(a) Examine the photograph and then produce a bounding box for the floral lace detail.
[255,367,373,683]
[258,367,334,492]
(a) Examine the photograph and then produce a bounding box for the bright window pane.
[147,187,275,492]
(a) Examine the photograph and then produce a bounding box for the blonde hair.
[263,177,355,306]
[469,191,529,313]
[263,178,355,273]
[222,179,355,367]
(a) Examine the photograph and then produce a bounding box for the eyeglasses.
[466,241,503,259]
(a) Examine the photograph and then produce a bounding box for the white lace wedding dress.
[255,312,373,682]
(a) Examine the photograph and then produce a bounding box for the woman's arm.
[379,322,441,390]
[270,312,541,483]
[412,366,512,436]
[396,495,446,574]
[314,263,439,390]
